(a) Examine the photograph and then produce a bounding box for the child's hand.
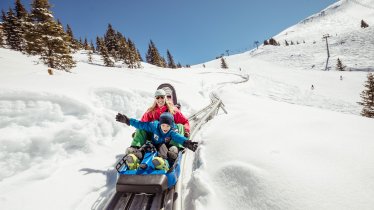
[116,113,130,125]
[183,140,198,152]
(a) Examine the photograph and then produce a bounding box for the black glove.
[183,140,198,152]
[140,142,155,153]
[116,113,130,126]
[184,132,190,138]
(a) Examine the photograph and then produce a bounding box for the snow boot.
[152,157,169,171]
[126,154,140,170]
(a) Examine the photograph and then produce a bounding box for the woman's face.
[155,95,166,107]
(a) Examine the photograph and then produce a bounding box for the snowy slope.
[1,0,374,210]
[202,0,374,71]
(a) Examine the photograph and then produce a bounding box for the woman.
[116,112,198,170]
[130,89,190,148]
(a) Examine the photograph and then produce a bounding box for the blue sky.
[1,0,337,65]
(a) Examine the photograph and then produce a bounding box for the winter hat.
[163,88,172,96]
[159,112,174,126]
[154,89,166,97]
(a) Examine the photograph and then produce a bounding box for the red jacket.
[141,105,190,133]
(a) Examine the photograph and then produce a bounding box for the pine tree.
[1,10,8,46]
[361,19,369,28]
[15,0,27,19]
[160,56,167,68]
[87,49,93,63]
[26,0,75,70]
[118,36,129,64]
[220,57,228,69]
[113,31,124,60]
[166,49,176,69]
[90,40,95,53]
[136,49,143,62]
[269,38,278,46]
[96,36,101,52]
[104,23,118,59]
[127,38,141,68]
[14,0,28,51]
[358,73,374,118]
[57,19,62,27]
[285,40,289,46]
[83,37,89,50]
[3,8,23,50]
[78,37,84,49]
[146,40,164,67]
[98,38,114,67]
[336,58,346,71]
[0,23,4,47]
[65,24,79,51]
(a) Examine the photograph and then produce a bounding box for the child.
[116,112,198,170]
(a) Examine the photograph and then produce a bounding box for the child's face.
[161,124,171,133]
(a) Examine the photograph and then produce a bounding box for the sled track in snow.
[105,93,226,210]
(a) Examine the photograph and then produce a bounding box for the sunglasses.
[155,96,165,99]
[166,95,172,99]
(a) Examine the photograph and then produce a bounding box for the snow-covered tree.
[0,23,4,47]
[87,49,93,63]
[25,0,75,70]
[3,8,23,51]
[14,0,28,51]
[358,73,374,118]
[98,38,114,67]
[104,24,118,60]
[336,58,346,71]
[220,57,228,69]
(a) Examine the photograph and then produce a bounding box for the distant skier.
[311,85,314,90]
[340,75,343,80]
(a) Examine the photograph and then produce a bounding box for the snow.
[1,0,374,209]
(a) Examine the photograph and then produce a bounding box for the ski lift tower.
[323,34,331,71]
